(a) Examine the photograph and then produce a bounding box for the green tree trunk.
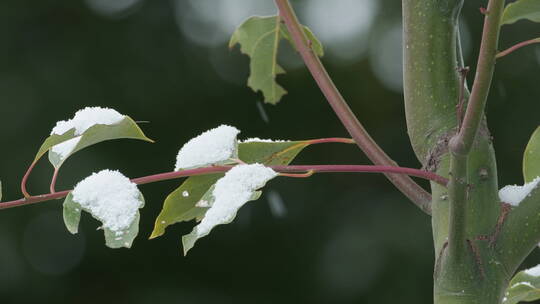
[402,0,510,303]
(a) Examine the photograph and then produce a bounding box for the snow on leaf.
[31,107,152,171]
[499,177,540,206]
[51,137,82,160]
[50,107,124,136]
[174,125,240,170]
[240,137,290,143]
[63,169,145,249]
[151,140,311,240]
[503,264,540,304]
[229,15,323,105]
[182,164,277,255]
[47,107,153,169]
[525,265,540,277]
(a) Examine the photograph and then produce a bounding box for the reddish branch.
[274,0,432,214]
[20,137,354,198]
[496,38,540,59]
[0,164,447,210]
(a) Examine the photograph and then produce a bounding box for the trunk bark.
[402,1,510,303]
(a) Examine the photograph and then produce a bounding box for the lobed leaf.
[503,266,540,304]
[63,191,145,249]
[229,15,323,104]
[502,0,540,25]
[524,127,540,183]
[150,140,311,240]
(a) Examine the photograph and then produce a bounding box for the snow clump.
[498,176,540,206]
[175,125,240,170]
[72,169,143,232]
[184,163,277,252]
[51,107,125,136]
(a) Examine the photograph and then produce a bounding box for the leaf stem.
[0,164,447,210]
[279,170,315,178]
[50,168,59,194]
[274,0,432,214]
[496,38,540,59]
[306,137,355,145]
[20,161,37,198]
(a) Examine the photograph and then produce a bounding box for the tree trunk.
[402,1,510,303]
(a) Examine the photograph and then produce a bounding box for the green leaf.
[502,0,540,25]
[503,266,540,304]
[63,193,82,234]
[0,180,2,201]
[46,116,153,169]
[229,15,323,104]
[524,127,540,182]
[63,191,145,249]
[149,174,223,239]
[150,140,311,239]
[238,140,311,165]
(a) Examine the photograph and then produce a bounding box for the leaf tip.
[182,235,195,256]
[149,228,163,240]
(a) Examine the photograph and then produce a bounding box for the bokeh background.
[0,0,539,303]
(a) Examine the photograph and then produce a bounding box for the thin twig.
[456,67,470,130]
[274,0,432,214]
[450,0,505,156]
[447,0,505,262]
[496,38,540,59]
[0,164,447,210]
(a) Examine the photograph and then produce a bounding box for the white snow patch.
[525,264,540,277]
[174,125,240,170]
[510,281,535,289]
[72,169,143,232]
[240,137,290,143]
[499,177,540,206]
[51,107,125,136]
[193,164,277,237]
[51,136,82,159]
[195,200,210,208]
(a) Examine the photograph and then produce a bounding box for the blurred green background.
[0,0,538,303]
